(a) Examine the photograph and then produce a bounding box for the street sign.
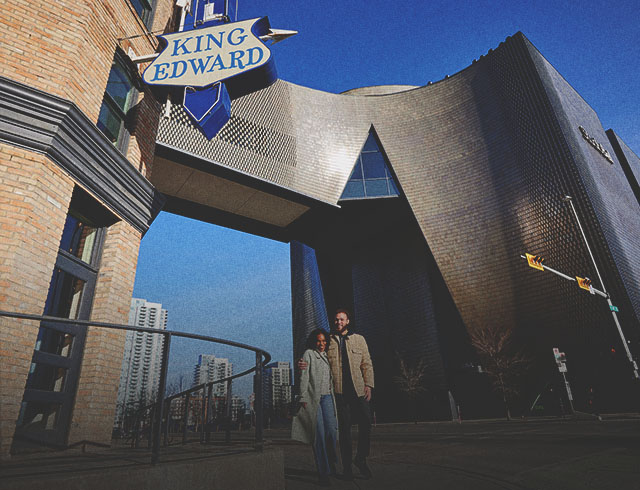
[526,253,545,271]
[558,363,567,373]
[576,276,592,291]
[610,305,619,312]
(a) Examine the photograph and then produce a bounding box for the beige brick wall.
[0,148,146,456]
[0,0,174,457]
[68,220,142,446]
[0,0,174,177]
[0,144,75,460]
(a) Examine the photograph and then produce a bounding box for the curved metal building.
[152,32,640,420]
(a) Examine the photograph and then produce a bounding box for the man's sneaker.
[354,459,372,479]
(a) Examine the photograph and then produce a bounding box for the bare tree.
[393,356,428,423]
[470,325,530,420]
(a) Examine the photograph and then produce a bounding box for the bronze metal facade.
[154,32,640,419]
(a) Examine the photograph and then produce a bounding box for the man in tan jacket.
[298,308,374,480]
[326,308,374,480]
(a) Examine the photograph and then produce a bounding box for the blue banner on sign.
[183,82,231,139]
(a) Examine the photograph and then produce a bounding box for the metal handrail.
[0,309,270,464]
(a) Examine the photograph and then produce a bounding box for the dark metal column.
[254,352,263,450]
[205,382,213,443]
[182,392,191,444]
[225,379,233,443]
[151,333,171,464]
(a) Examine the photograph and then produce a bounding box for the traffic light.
[576,276,592,291]
[526,253,545,271]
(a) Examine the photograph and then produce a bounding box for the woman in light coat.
[291,329,338,486]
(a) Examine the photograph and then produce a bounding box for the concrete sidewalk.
[2,417,638,490]
[275,417,640,490]
[1,441,284,490]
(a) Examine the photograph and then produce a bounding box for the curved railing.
[0,310,271,464]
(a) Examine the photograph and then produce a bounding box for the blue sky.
[133,0,639,396]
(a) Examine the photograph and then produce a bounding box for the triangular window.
[340,132,400,200]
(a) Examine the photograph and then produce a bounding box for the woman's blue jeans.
[314,394,338,476]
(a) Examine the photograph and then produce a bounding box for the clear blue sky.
[133,0,639,397]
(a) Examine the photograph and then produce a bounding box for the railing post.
[225,379,233,443]
[147,406,153,449]
[200,386,207,443]
[182,393,190,444]
[163,400,170,446]
[132,412,140,449]
[151,333,171,464]
[254,351,263,450]
[205,383,213,443]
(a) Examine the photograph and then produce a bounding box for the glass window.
[106,63,135,112]
[341,180,365,199]
[128,0,153,25]
[35,327,74,357]
[59,213,98,264]
[362,152,387,179]
[44,269,86,320]
[17,187,110,446]
[17,401,62,431]
[362,133,379,152]
[365,179,389,197]
[97,56,136,150]
[350,159,364,180]
[25,363,68,392]
[340,130,400,200]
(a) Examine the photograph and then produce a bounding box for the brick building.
[1,0,639,460]
[0,0,171,459]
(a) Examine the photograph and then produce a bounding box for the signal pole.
[562,195,639,379]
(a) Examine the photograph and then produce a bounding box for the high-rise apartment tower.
[114,299,168,427]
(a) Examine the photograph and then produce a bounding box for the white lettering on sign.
[578,126,614,164]
[143,18,270,88]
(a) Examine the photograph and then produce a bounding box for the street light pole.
[563,195,639,379]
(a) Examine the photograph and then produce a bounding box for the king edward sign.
[143,9,294,139]
[143,18,271,88]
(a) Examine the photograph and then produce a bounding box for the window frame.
[128,0,154,26]
[97,52,139,154]
[340,133,401,201]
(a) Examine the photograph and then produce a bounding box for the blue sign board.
[143,2,293,140]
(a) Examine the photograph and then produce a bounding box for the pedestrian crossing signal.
[526,253,545,271]
[576,276,592,291]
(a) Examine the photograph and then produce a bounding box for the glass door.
[14,204,105,448]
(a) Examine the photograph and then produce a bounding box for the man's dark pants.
[334,393,371,470]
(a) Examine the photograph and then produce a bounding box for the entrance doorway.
[14,188,115,448]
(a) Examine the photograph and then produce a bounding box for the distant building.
[263,362,292,411]
[231,395,246,422]
[114,298,168,427]
[193,354,233,397]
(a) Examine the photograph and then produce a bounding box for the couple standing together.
[292,309,374,486]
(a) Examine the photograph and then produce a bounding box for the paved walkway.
[3,416,639,489]
[272,415,640,490]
